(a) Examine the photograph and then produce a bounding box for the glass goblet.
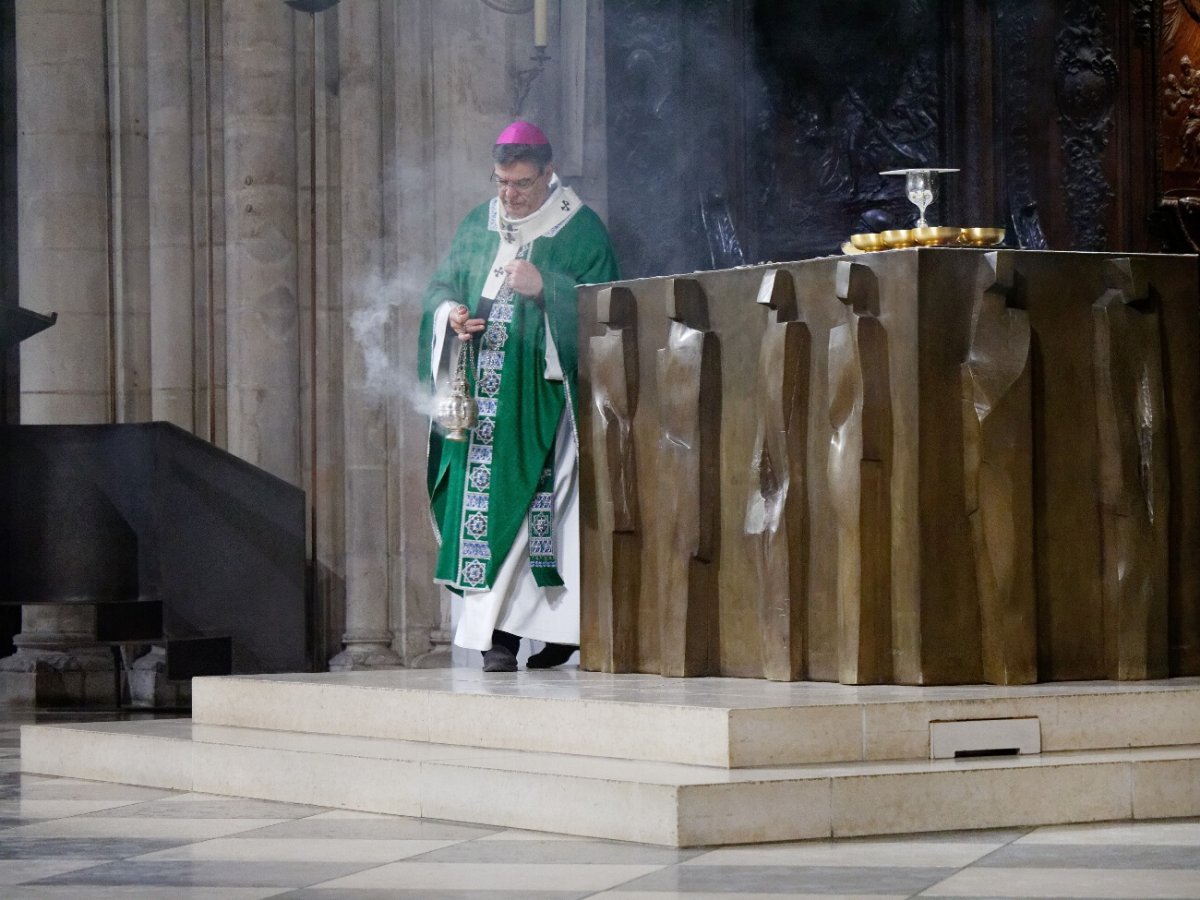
[905,170,935,228]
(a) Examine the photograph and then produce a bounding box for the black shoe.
[482,644,518,672]
[526,643,578,669]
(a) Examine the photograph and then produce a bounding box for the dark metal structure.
[605,1,1173,279]
[0,423,309,680]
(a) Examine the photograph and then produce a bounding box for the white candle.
[534,0,547,47]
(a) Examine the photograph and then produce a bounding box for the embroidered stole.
[450,183,581,591]
[453,245,561,589]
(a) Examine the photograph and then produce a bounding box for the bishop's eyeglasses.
[490,170,543,193]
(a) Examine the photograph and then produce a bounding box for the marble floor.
[4,709,1200,899]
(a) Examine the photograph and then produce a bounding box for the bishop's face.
[492,159,553,219]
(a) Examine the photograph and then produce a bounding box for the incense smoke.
[349,269,439,418]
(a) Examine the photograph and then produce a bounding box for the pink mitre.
[496,120,548,145]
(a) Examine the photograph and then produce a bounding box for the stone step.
[190,669,1200,768]
[20,717,1200,847]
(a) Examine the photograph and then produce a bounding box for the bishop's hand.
[449,304,485,342]
[504,259,544,298]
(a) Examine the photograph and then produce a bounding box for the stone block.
[18,390,111,425]
[18,311,112,393]
[17,61,107,133]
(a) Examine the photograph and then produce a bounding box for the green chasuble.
[419,186,619,592]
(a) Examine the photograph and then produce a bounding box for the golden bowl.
[880,228,915,248]
[840,241,864,256]
[849,232,886,252]
[913,226,962,246]
[959,226,1006,247]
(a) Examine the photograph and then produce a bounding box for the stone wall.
[13,0,610,672]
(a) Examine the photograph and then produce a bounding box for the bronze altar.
[577,248,1200,685]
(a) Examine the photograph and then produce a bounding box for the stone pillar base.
[126,646,191,708]
[0,647,116,707]
[408,627,453,669]
[328,641,403,672]
[408,646,452,669]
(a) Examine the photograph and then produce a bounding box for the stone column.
[304,6,347,669]
[329,0,400,670]
[222,0,300,483]
[108,1,151,422]
[390,0,449,667]
[191,0,226,444]
[148,0,195,429]
[17,0,111,424]
[4,2,117,705]
[121,0,197,702]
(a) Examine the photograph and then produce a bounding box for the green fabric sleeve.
[416,203,497,386]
